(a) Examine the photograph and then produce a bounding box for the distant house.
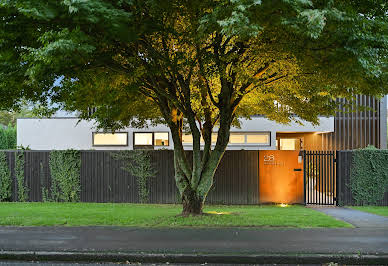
[17,95,387,151]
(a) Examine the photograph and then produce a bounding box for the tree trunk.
[182,188,203,215]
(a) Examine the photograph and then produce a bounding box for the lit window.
[211,133,218,144]
[134,133,153,145]
[229,133,245,144]
[279,139,301,150]
[154,132,169,146]
[246,133,270,145]
[182,134,193,144]
[93,132,128,146]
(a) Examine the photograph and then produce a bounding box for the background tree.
[0,0,387,214]
[0,101,41,127]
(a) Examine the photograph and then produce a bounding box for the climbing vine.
[49,150,81,202]
[350,146,388,205]
[0,151,11,201]
[15,151,28,202]
[111,150,157,203]
[40,162,50,202]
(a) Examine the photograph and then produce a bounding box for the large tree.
[0,0,387,214]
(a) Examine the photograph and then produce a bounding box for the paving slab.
[311,206,388,228]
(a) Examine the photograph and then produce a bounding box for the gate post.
[335,150,340,206]
[303,150,306,206]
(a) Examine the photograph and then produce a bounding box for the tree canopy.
[1,0,387,214]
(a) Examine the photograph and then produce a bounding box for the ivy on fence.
[0,151,11,201]
[15,151,28,202]
[350,146,388,205]
[48,150,81,202]
[111,150,157,203]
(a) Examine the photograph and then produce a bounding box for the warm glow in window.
[93,133,128,146]
[280,139,298,150]
[246,133,270,145]
[229,133,245,144]
[182,134,193,144]
[134,133,153,145]
[154,132,169,146]
[211,133,218,144]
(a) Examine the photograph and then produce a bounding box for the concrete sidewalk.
[312,206,388,228]
[0,226,388,264]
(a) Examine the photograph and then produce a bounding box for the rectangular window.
[279,138,300,150]
[134,132,153,145]
[246,133,270,145]
[229,133,245,144]
[211,133,218,144]
[154,132,169,146]
[93,132,128,146]
[182,134,193,144]
[182,132,270,145]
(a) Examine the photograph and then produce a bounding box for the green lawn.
[350,206,388,217]
[0,203,351,228]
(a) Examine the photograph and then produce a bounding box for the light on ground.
[279,203,288,207]
[207,211,232,215]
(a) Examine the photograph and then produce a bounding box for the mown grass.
[351,206,388,217]
[0,202,352,228]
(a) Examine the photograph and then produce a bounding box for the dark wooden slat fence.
[2,150,259,205]
[2,150,387,205]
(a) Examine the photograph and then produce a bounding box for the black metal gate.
[303,151,337,205]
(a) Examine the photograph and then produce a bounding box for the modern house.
[11,95,388,206]
[17,96,387,151]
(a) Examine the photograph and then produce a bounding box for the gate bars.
[303,151,337,205]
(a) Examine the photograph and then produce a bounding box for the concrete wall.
[17,116,334,150]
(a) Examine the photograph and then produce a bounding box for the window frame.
[243,132,271,146]
[92,132,129,147]
[133,131,170,147]
[181,131,271,146]
[153,132,170,146]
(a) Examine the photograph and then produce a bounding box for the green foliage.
[0,125,16,150]
[48,150,81,202]
[350,148,388,205]
[0,101,41,127]
[40,162,49,202]
[111,151,157,203]
[0,151,11,201]
[1,0,387,212]
[15,151,28,202]
[0,0,387,127]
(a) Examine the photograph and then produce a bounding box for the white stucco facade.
[17,116,334,150]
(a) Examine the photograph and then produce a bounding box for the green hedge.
[350,146,388,205]
[0,125,16,150]
[0,151,11,201]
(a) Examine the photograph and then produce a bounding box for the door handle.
[293,168,302,172]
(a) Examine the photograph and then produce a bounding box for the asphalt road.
[0,226,387,254]
[0,226,387,264]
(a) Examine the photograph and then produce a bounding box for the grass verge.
[0,202,352,228]
[350,206,388,217]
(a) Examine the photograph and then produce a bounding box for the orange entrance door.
[259,151,304,204]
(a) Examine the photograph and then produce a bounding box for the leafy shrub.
[0,151,11,201]
[15,151,28,202]
[350,146,388,205]
[49,150,81,202]
[111,150,157,203]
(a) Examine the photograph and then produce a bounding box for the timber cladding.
[2,150,259,204]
